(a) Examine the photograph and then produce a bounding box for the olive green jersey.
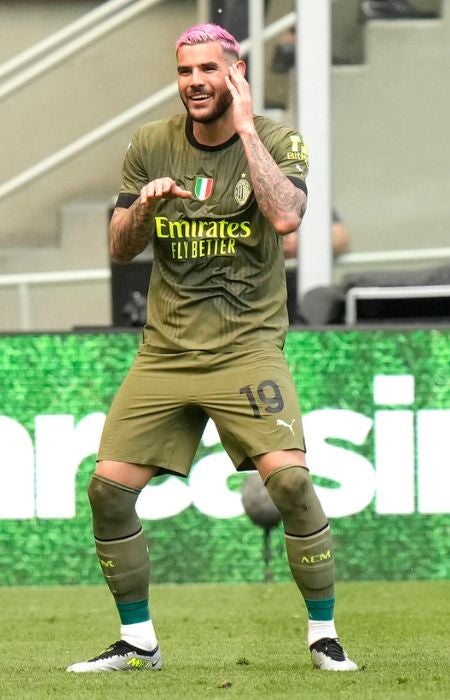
[116,113,308,352]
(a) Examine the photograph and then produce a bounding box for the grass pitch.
[1,581,449,699]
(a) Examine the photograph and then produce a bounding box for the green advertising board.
[0,329,448,586]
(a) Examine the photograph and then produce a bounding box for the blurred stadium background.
[1,0,449,331]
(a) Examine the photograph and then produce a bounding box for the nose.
[190,68,204,86]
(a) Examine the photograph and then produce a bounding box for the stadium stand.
[0,0,448,331]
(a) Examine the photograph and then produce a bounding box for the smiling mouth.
[189,93,211,103]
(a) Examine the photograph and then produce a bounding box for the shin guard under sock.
[88,474,150,603]
[264,465,335,600]
[94,527,150,603]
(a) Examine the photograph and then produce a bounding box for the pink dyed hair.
[176,23,240,58]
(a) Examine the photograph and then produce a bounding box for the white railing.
[0,0,137,80]
[0,269,111,332]
[0,81,179,201]
[0,1,296,333]
[3,245,450,331]
[335,247,450,267]
[0,0,164,101]
[285,246,450,271]
[4,3,446,329]
[0,10,295,203]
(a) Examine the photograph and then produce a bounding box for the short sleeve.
[264,125,309,190]
[119,130,149,195]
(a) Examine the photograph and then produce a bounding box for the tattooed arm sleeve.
[239,128,307,235]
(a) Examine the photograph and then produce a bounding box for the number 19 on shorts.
[239,380,285,418]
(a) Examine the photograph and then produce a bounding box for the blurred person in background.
[360,0,437,19]
[272,0,437,73]
[283,211,350,324]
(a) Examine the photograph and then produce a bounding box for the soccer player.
[67,23,357,673]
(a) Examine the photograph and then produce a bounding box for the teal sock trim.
[305,596,335,621]
[116,599,150,625]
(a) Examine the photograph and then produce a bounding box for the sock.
[305,596,337,646]
[88,475,157,649]
[264,465,342,645]
[264,466,335,598]
[120,621,158,651]
[117,599,157,651]
[94,528,150,601]
[88,475,151,601]
[284,525,335,599]
[308,619,338,646]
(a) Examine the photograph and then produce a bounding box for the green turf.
[0,581,449,699]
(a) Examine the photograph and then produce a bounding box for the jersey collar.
[185,116,240,152]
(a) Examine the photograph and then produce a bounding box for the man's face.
[177,41,235,124]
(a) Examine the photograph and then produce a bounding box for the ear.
[236,59,247,77]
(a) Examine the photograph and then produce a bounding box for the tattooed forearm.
[242,132,306,234]
[109,203,153,263]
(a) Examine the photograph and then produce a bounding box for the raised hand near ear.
[225,63,255,136]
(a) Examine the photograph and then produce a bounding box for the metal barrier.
[345,284,450,325]
[3,246,450,330]
[0,269,110,331]
[336,247,450,267]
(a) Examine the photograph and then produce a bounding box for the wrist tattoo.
[110,203,152,262]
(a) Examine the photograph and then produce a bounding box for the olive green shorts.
[98,345,305,476]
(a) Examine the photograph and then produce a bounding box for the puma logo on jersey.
[276,418,296,435]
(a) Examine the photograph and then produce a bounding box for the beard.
[182,89,233,124]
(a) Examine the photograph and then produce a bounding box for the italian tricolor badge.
[194,176,214,201]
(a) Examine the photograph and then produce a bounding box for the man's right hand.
[109,179,193,264]
[140,178,192,205]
